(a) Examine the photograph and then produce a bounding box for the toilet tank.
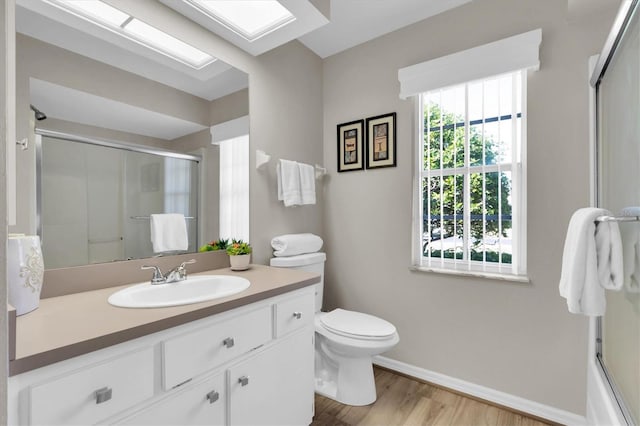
[270,252,326,312]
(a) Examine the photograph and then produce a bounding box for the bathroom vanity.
[7,264,318,425]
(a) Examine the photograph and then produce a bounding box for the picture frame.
[337,119,364,172]
[365,112,396,169]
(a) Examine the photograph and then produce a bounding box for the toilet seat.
[319,309,396,340]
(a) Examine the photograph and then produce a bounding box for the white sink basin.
[108,275,251,308]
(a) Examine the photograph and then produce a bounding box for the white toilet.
[270,252,399,406]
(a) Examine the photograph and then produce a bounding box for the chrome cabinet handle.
[206,390,219,404]
[292,312,302,319]
[238,376,249,386]
[95,387,112,404]
[223,337,235,348]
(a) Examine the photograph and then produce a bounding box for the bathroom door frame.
[589,0,638,424]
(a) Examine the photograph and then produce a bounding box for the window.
[218,135,249,242]
[48,0,216,69]
[186,0,296,42]
[211,116,250,242]
[418,71,526,276]
[399,29,541,279]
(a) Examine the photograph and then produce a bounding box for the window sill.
[409,265,531,284]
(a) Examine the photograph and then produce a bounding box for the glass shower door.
[595,1,640,424]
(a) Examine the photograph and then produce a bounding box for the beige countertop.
[10,265,319,376]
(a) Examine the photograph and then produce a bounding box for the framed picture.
[366,112,396,169]
[337,119,364,172]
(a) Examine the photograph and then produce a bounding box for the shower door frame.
[34,128,202,264]
[591,0,639,424]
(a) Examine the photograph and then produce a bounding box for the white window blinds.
[211,116,250,242]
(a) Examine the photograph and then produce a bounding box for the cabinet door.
[228,327,314,426]
[118,372,225,426]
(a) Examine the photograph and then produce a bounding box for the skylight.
[48,0,216,69]
[186,0,296,41]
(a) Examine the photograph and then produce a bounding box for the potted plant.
[198,238,229,252]
[226,239,252,271]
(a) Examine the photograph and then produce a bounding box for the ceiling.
[16,0,472,140]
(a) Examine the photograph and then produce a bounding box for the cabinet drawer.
[119,372,225,426]
[275,292,314,338]
[29,348,153,426]
[163,305,272,390]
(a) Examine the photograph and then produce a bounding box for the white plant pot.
[8,235,44,315]
[229,254,251,271]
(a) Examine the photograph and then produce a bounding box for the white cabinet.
[30,348,154,426]
[119,372,225,426]
[228,329,314,426]
[163,305,272,390]
[9,286,315,426]
[275,291,315,338]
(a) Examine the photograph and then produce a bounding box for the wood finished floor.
[311,367,553,426]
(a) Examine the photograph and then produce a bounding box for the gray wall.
[247,41,324,263]
[321,0,617,414]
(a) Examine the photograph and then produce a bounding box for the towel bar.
[130,216,195,220]
[595,215,640,223]
[255,150,327,178]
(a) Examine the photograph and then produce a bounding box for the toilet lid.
[320,309,396,339]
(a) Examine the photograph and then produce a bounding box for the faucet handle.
[141,265,165,284]
[180,259,196,268]
[177,259,196,280]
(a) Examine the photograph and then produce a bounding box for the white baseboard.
[373,355,586,425]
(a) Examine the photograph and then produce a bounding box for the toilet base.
[315,341,377,406]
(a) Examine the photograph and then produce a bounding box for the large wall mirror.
[14,0,250,269]
[593,0,640,424]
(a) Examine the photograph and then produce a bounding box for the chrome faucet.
[140,265,166,285]
[141,259,196,285]
[165,259,196,283]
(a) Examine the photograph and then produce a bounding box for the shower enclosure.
[592,0,640,424]
[36,130,200,269]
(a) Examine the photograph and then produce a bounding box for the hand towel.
[298,162,316,205]
[628,239,640,293]
[150,213,188,253]
[277,159,302,207]
[559,208,624,316]
[271,233,323,257]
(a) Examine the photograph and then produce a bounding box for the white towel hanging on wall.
[276,159,317,207]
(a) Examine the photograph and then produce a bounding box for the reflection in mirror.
[37,132,200,269]
[14,1,250,270]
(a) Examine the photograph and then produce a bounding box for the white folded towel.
[559,208,623,316]
[298,162,316,205]
[271,233,323,257]
[277,159,302,207]
[150,213,188,253]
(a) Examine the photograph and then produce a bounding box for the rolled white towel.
[271,233,323,257]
